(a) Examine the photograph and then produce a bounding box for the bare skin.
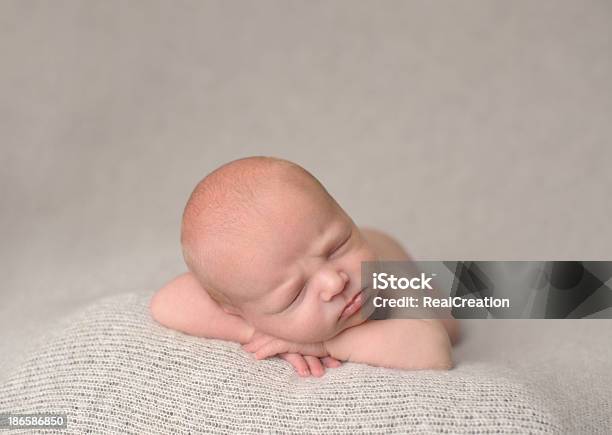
[150,157,460,376]
[151,225,459,376]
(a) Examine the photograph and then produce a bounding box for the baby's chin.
[304,312,370,343]
[280,323,350,343]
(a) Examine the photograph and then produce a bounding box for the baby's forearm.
[199,308,254,345]
[150,272,254,344]
[324,319,453,371]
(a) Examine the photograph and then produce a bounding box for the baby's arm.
[324,319,453,370]
[151,273,341,376]
[244,319,452,370]
[150,272,254,344]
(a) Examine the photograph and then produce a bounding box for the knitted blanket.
[2,291,610,433]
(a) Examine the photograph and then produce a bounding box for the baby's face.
[216,184,379,343]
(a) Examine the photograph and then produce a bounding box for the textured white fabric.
[4,291,611,434]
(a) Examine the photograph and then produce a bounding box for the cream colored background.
[1,1,611,368]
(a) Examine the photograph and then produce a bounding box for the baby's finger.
[279,353,310,377]
[321,356,342,368]
[304,356,325,377]
[254,339,290,360]
[242,334,276,353]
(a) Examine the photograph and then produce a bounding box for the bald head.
[181,156,335,307]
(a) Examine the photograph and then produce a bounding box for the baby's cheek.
[258,309,334,342]
[254,316,306,341]
[293,317,334,342]
[263,318,311,342]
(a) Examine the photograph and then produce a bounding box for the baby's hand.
[242,331,341,377]
[279,353,342,377]
[242,331,328,359]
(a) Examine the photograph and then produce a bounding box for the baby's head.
[181,156,379,343]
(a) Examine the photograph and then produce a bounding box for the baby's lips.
[339,290,364,320]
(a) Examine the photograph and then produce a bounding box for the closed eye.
[285,281,306,311]
[328,229,352,259]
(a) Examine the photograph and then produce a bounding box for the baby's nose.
[321,271,349,302]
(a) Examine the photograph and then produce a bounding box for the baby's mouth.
[339,289,365,320]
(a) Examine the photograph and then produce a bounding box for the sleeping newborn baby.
[150,156,460,377]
